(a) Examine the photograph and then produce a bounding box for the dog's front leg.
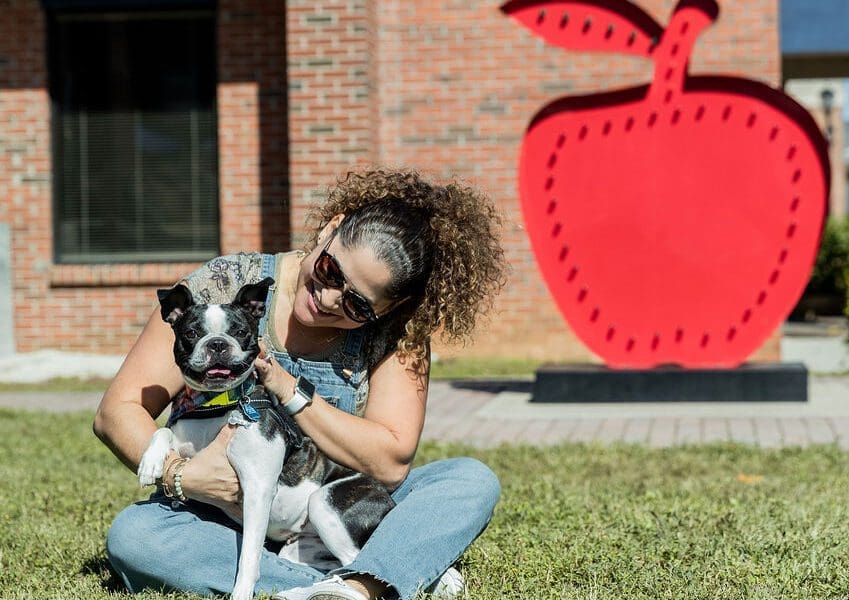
[137,428,175,487]
[227,425,287,600]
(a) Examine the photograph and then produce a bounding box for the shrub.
[808,216,849,296]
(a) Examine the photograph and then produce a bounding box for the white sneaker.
[431,567,465,598]
[275,575,367,600]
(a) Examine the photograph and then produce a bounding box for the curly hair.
[305,168,506,372]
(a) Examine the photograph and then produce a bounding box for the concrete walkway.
[3,375,849,449]
[2,318,847,449]
[421,375,849,448]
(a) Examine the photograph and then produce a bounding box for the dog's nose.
[208,338,230,355]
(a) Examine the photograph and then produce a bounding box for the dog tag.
[239,397,261,422]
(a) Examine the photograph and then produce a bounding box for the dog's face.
[157,277,275,392]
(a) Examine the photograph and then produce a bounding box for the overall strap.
[342,327,365,357]
[257,253,277,338]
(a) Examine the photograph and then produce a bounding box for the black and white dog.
[137,278,395,600]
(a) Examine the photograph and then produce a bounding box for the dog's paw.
[137,453,164,487]
[137,428,174,487]
[231,581,254,600]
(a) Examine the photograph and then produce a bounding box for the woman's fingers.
[213,423,238,445]
[254,355,293,400]
[180,425,242,506]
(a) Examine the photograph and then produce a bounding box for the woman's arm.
[93,308,184,470]
[255,348,428,490]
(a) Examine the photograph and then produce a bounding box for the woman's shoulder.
[182,252,270,304]
[358,318,417,372]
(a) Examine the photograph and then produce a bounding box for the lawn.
[2,409,849,599]
[0,356,543,394]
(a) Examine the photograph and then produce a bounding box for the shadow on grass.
[81,554,126,593]
[448,379,533,394]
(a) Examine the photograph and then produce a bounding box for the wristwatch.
[283,376,315,416]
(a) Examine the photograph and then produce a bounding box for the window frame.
[47,7,221,265]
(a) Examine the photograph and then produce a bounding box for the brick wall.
[0,1,54,353]
[218,0,289,254]
[286,0,377,248]
[0,0,292,354]
[0,0,783,363]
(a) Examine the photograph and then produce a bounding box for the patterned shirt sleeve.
[182,253,264,305]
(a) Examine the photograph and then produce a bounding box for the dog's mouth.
[205,367,235,381]
[185,363,251,389]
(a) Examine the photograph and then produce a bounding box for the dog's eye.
[236,328,249,338]
[185,329,199,340]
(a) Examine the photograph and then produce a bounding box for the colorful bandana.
[167,376,262,426]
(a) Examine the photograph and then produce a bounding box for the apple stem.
[647,1,718,103]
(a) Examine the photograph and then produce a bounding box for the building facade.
[0,0,784,362]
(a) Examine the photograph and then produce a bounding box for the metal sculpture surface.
[502,0,829,368]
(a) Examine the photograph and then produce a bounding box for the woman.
[95,168,506,600]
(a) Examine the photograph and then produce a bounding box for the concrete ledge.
[532,362,808,403]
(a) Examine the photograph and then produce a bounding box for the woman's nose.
[318,286,343,310]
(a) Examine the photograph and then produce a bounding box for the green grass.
[3,411,849,599]
[0,377,112,393]
[0,358,539,394]
[430,357,541,380]
[0,358,538,395]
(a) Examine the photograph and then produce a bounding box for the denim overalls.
[256,253,368,417]
[105,251,501,600]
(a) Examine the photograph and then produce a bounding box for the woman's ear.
[317,213,346,244]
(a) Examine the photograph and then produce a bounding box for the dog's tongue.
[207,368,232,378]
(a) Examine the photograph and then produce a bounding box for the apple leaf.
[500,0,663,58]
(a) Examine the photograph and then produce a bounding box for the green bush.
[808,217,849,296]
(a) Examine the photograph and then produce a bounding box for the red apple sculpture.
[502,0,829,368]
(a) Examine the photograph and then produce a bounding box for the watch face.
[297,377,315,400]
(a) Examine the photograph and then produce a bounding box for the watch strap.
[283,376,314,415]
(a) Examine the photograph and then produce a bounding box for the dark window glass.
[49,10,219,263]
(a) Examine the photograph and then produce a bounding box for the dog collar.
[167,376,274,426]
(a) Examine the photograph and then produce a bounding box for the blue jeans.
[106,457,500,600]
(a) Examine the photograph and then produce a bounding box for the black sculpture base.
[531,362,808,403]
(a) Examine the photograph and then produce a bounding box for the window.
[49,9,219,263]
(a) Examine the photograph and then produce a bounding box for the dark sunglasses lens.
[315,253,345,287]
[343,293,375,323]
[315,248,376,322]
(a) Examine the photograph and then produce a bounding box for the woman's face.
[292,233,396,330]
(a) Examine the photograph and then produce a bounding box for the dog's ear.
[233,277,275,319]
[157,284,194,325]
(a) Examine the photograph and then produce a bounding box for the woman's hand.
[254,353,296,402]
[178,425,243,519]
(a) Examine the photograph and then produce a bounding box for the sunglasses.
[313,233,379,323]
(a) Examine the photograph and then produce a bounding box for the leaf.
[500,0,664,58]
[736,473,765,485]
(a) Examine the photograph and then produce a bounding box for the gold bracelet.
[160,453,181,499]
[161,477,174,498]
